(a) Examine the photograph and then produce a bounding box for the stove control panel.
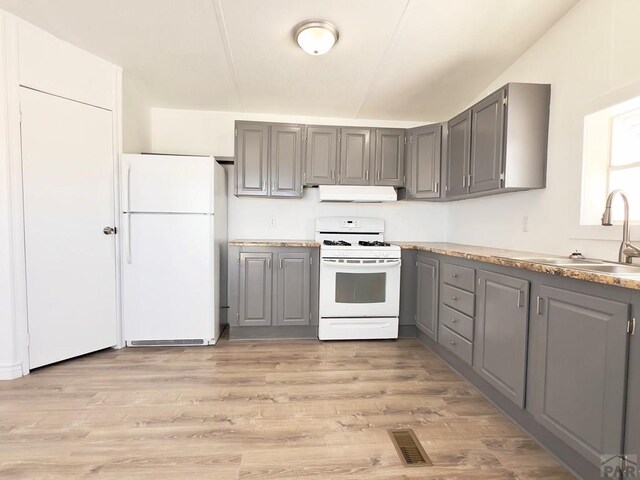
[340,219,360,229]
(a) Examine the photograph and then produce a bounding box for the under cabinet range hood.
[318,185,397,203]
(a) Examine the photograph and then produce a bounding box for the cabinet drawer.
[439,325,473,365]
[442,263,475,292]
[439,304,474,341]
[442,284,475,317]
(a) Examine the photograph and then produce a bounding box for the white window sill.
[569,224,640,242]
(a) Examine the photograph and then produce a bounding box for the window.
[608,109,640,221]
[581,95,640,225]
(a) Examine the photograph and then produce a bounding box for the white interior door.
[20,87,117,369]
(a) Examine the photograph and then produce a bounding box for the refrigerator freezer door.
[122,154,215,214]
[123,213,217,343]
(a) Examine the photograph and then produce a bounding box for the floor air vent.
[388,429,432,467]
[129,339,205,347]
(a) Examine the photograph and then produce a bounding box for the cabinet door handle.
[267,258,271,269]
[377,170,381,181]
[468,174,472,187]
[330,169,334,180]
[450,318,457,323]
[263,180,266,192]
[435,182,439,194]
[451,273,458,278]
[517,290,522,308]
[450,340,456,346]
[536,296,542,315]
[462,175,466,188]
[279,258,283,269]
[451,296,458,301]
[365,170,369,181]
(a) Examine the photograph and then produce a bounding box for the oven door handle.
[321,259,401,268]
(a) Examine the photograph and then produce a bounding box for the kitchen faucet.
[601,189,640,263]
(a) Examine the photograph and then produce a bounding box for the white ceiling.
[0,0,578,121]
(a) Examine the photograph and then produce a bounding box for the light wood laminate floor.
[0,337,575,479]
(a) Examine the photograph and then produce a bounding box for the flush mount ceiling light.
[294,20,339,56]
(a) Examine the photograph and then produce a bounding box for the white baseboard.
[0,363,23,380]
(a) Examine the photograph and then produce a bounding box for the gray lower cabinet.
[530,284,630,466]
[416,255,439,340]
[470,89,505,194]
[339,127,372,185]
[238,252,272,326]
[406,124,442,199]
[445,110,471,198]
[275,252,310,325]
[374,128,405,187]
[270,124,304,197]
[235,122,269,196]
[229,245,319,339]
[305,126,338,185]
[475,270,529,408]
[235,121,304,198]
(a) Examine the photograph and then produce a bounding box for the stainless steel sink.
[572,264,640,275]
[520,257,604,266]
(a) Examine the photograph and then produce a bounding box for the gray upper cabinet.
[339,128,372,185]
[470,89,505,194]
[270,124,304,197]
[445,110,471,198]
[407,124,442,199]
[305,126,338,185]
[235,121,303,198]
[530,285,629,466]
[275,252,311,326]
[374,129,405,187]
[416,255,439,340]
[235,122,269,196]
[238,252,272,326]
[475,270,529,408]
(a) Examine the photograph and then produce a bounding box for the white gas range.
[316,217,401,340]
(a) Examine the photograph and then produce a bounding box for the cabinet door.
[445,110,471,197]
[270,124,304,198]
[235,122,269,196]
[275,252,310,326]
[416,255,439,340]
[305,126,338,185]
[475,271,529,407]
[374,128,405,186]
[470,89,505,193]
[409,124,441,199]
[339,128,372,185]
[531,285,629,466]
[239,253,272,326]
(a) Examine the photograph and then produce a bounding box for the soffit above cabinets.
[0,0,577,120]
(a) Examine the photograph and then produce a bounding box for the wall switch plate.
[269,216,276,228]
[522,216,529,233]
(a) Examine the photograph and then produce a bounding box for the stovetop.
[322,240,392,247]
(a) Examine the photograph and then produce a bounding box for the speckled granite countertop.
[229,239,320,248]
[395,242,640,291]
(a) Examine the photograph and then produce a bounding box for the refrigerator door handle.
[126,164,132,212]
[125,214,132,264]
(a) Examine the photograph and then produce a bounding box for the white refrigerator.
[121,154,227,346]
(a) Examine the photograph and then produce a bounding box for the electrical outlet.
[522,216,529,233]
[269,216,277,228]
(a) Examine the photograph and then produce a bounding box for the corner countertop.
[229,239,320,248]
[395,242,640,291]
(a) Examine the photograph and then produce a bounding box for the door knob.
[103,226,117,235]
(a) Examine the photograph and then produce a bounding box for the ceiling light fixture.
[294,20,339,56]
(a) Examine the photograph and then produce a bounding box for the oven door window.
[335,272,386,303]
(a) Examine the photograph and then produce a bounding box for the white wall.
[0,13,20,378]
[122,71,151,153]
[151,108,448,241]
[446,0,640,261]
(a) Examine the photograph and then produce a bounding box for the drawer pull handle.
[450,340,456,345]
[451,273,458,278]
[450,318,457,323]
[452,296,458,301]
